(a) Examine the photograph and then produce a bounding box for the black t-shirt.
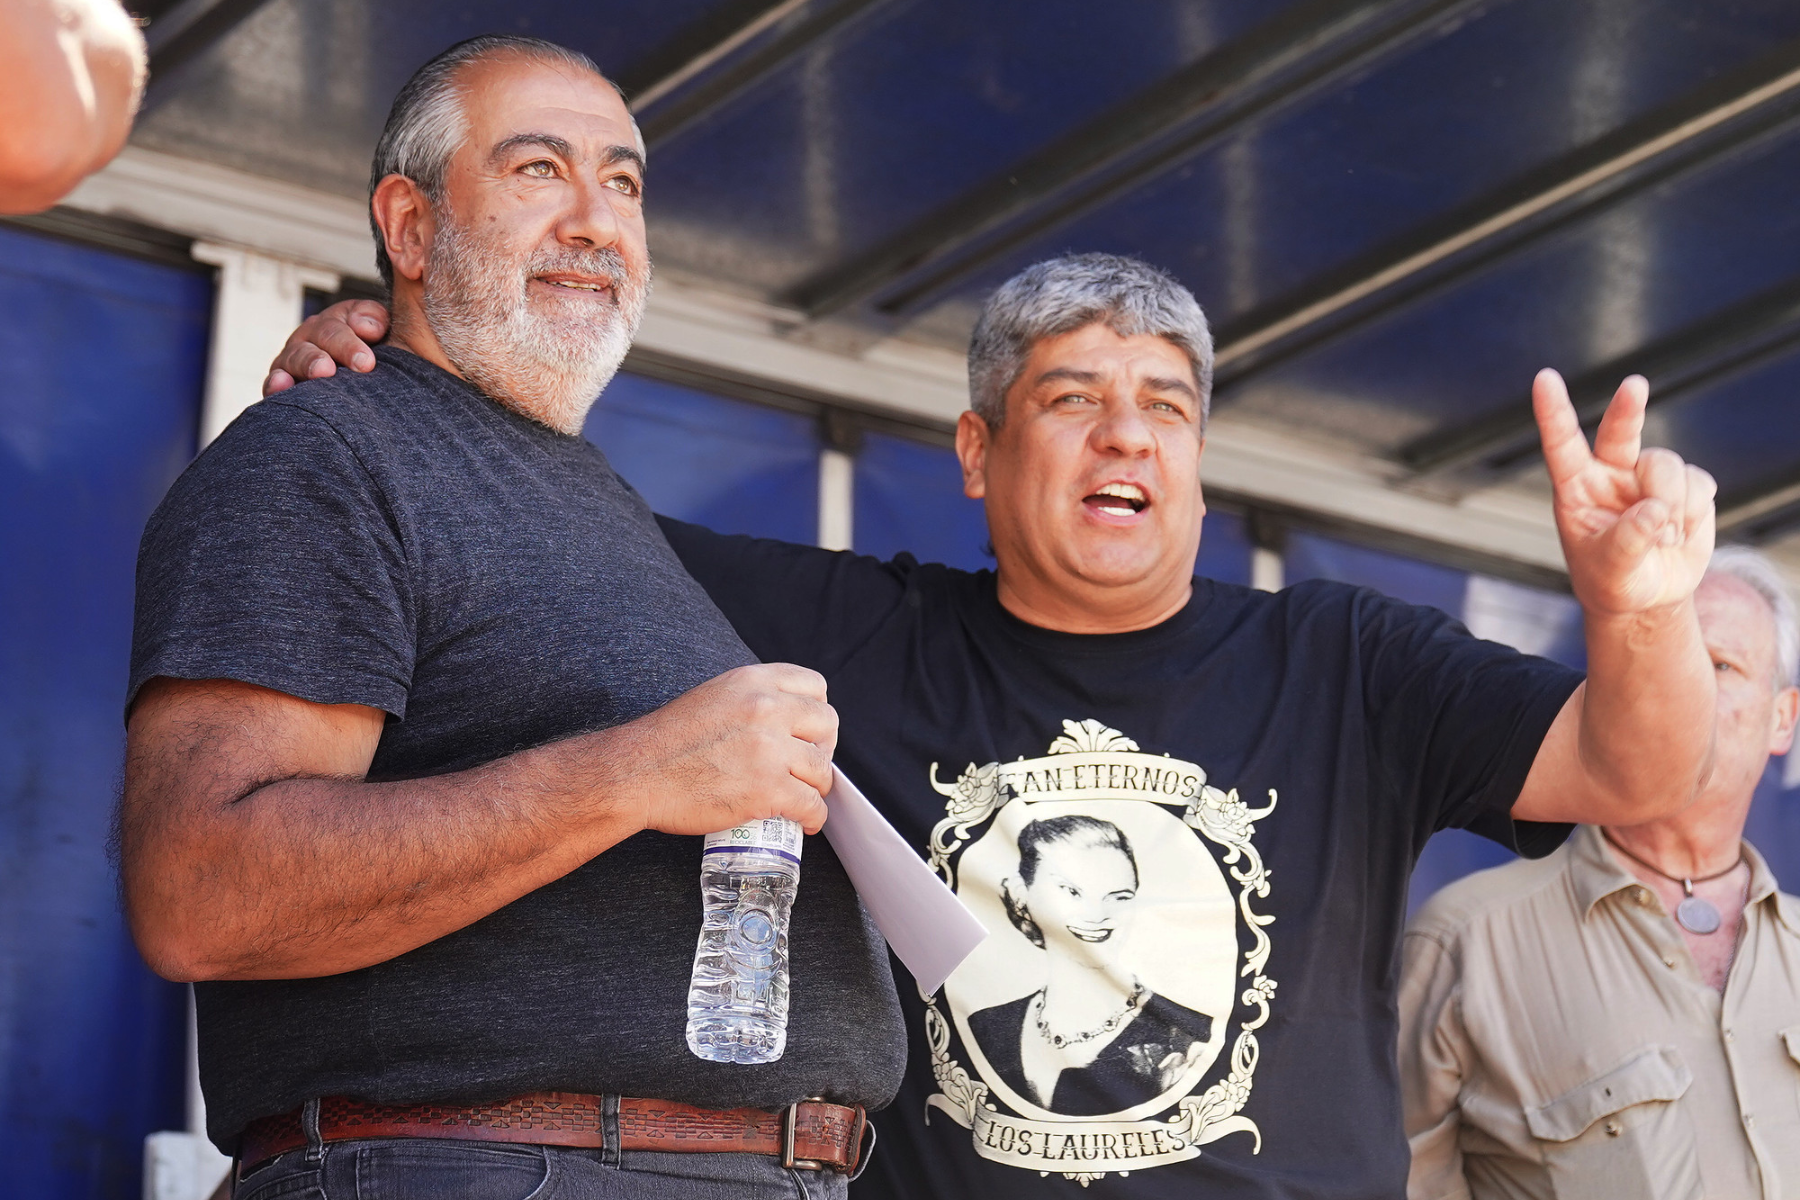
[128,348,905,1150]
[660,520,1581,1200]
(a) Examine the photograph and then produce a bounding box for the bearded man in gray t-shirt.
[120,36,900,1199]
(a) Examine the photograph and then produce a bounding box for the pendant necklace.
[1602,833,1744,935]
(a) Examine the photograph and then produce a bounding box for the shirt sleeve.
[1354,587,1582,856]
[1399,924,1476,1200]
[655,516,909,676]
[128,399,414,718]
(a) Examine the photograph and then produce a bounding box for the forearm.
[125,725,645,982]
[124,663,833,981]
[1575,599,1715,818]
[0,0,144,214]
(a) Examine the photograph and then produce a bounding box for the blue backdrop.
[584,372,820,545]
[852,432,988,571]
[0,225,205,1199]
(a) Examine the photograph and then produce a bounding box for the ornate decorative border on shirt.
[921,720,1279,1185]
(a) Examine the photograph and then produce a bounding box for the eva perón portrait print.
[924,720,1278,1186]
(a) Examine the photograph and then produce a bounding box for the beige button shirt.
[1400,824,1800,1200]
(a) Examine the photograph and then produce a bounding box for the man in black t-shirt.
[280,252,1722,1198]
[122,37,899,1199]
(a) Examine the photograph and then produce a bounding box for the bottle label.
[703,817,803,864]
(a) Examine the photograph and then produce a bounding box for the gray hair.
[1706,545,1799,689]
[368,35,642,289]
[967,253,1214,429]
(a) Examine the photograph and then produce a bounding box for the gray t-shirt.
[129,347,904,1150]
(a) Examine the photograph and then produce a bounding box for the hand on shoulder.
[264,300,391,395]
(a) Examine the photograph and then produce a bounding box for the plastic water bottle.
[685,816,803,1063]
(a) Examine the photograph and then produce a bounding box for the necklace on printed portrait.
[1032,980,1148,1049]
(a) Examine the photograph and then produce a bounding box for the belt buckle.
[781,1099,826,1172]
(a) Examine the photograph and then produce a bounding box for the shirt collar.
[1570,824,1643,917]
[1742,839,1782,912]
[1776,892,1800,937]
[1571,823,1787,924]
[1746,840,1800,936]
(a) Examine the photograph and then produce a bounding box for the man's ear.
[1196,435,1207,518]
[371,175,434,284]
[956,410,991,500]
[1771,686,1798,756]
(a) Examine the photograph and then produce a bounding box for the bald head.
[1702,548,1798,692]
[1683,565,1800,817]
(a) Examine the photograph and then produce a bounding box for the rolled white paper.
[819,764,988,996]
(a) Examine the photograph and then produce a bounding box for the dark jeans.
[232,1139,850,1200]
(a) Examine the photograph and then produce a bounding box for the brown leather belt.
[237,1092,869,1175]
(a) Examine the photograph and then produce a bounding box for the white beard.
[422,212,649,434]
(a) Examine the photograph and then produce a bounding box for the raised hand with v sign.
[1533,368,1716,617]
[1512,369,1720,827]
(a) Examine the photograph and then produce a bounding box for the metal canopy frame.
[111,0,1800,577]
[787,0,1489,319]
[1720,468,1800,542]
[615,0,814,109]
[141,0,280,108]
[1208,38,1800,388]
[1400,277,1800,487]
[632,0,892,146]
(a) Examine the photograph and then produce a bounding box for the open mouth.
[1068,926,1115,943]
[535,275,617,300]
[1083,482,1149,518]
